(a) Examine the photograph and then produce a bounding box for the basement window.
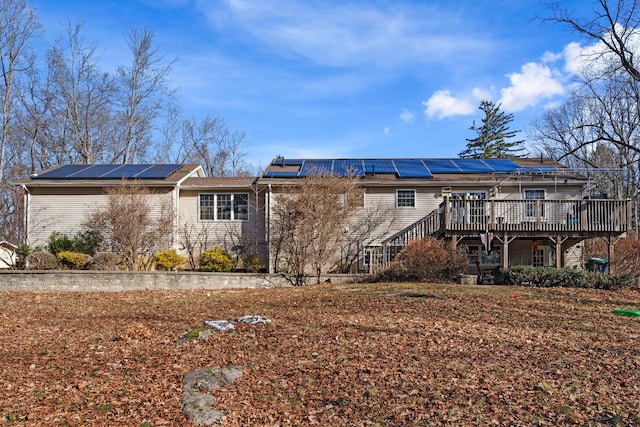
[396,190,416,208]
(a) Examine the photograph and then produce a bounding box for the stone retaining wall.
[0,271,355,292]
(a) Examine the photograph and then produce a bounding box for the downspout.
[21,184,30,245]
[173,184,180,251]
[267,183,272,273]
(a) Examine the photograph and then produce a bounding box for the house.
[0,241,17,269]
[16,158,632,274]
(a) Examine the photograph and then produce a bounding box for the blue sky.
[30,0,591,168]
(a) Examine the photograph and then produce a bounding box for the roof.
[181,176,258,189]
[0,241,17,250]
[261,157,572,181]
[16,164,204,187]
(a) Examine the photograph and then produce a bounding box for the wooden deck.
[380,198,632,252]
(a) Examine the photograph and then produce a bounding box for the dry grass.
[1,283,639,426]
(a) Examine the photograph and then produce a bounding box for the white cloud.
[423,90,475,119]
[541,50,562,64]
[499,62,564,111]
[200,0,492,69]
[399,108,415,123]
[471,87,492,102]
[383,127,391,135]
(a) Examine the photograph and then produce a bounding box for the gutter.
[267,183,272,274]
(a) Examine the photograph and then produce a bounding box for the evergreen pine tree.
[459,100,526,158]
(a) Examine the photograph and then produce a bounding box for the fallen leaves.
[0,284,639,425]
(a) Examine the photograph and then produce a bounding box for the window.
[200,194,216,220]
[525,189,545,217]
[397,190,416,208]
[233,194,249,220]
[199,193,249,221]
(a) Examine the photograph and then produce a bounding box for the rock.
[182,365,243,425]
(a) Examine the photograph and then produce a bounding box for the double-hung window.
[397,190,416,208]
[199,193,249,221]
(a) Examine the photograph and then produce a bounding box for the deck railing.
[445,198,631,233]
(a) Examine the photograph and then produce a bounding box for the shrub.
[48,231,74,255]
[27,251,59,270]
[57,251,92,270]
[154,250,185,271]
[378,237,468,282]
[501,266,632,290]
[243,254,264,273]
[90,252,124,271]
[199,246,234,272]
[47,230,104,256]
[73,230,104,255]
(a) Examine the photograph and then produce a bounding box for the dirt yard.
[1,283,639,426]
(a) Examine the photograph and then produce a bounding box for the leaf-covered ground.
[1,283,639,426]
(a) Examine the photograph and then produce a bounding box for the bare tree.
[333,200,397,273]
[115,28,173,164]
[530,72,640,198]
[155,113,252,176]
[178,222,211,270]
[0,0,40,183]
[83,181,174,270]
[546,0,640,82]
[270,171,368,284]
[46,22,115,164]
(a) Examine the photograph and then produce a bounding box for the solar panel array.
[264,158,544,178]
[33,164,183,180]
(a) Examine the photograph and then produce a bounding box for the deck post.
[502,234,509,269]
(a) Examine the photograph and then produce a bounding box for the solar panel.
[272,158,304,167]
[394,159,433,178]
[97,164,147,179]
[32,165,91,179]
[423,159,462,174]
[364,159,396,174]
[32,164,183,180]
[66,165,125,179]
[263,171,300,178]
[482,159,520,172]
[451,159,493,173]
[334,160,365,176]
[135,164,182,179]
[300,160,333,176]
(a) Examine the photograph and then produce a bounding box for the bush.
[243,254,264,273]
[48,232,74,255]
[47,230,104,256]
[501,266,633,290]
[27,251,59,270]
[57,251,92,270]
[73,230,104,255]
[90,252,124,271]
[154,250,185,271]
[378,237,468,282]
[199,246,234,272]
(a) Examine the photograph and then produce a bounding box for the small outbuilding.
[0,241,17,269]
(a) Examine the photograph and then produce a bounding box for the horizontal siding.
[28,187,174,248]
[178,189,267,263]
[363,186,441,245]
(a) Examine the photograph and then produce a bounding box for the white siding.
[27,187,175,248]
[178,189,267,265]
[363,186,442,244]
